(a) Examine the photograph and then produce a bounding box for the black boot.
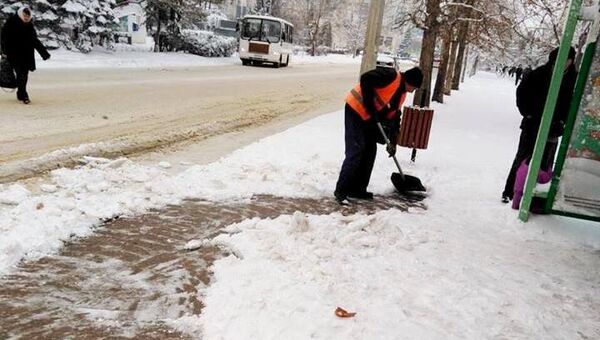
[348,191,374,200]
[334,191,349,204]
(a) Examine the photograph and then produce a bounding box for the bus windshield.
[241,18,281,43]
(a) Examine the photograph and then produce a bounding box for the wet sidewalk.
[0,194,425,339]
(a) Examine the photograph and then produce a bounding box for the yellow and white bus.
[238,15,294,67]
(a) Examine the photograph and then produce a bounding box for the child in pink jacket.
[512,159,553,210]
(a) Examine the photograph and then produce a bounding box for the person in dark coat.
[1,6,51,104]
[334,66,423,203]
[501,47,578,203]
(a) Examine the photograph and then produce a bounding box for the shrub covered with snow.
[0,0,116,53]
[182,30,237,57]
[169,29,237,58]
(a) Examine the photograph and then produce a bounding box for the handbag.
[0,56,17,90]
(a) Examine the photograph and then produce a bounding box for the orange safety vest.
[346,72,407,121]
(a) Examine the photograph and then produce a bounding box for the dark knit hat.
[548,46,576,64]
[403,67,423,88]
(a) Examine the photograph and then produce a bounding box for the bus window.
[262,20,281,43]
[241,18,261,40]
[284,24,290,43]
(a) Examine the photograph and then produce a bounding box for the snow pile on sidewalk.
[37,48,363,69]
[0,73,599,338]
[0,113,345,273]
[199,210,598,339]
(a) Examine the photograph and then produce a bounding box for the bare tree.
[334,0,367,55]
[407,0,442,107]
[305,0,344,55]
[445,30,459,95]
[432,29,452,103]
[432,1,465,102]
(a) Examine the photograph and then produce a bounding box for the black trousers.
[335,106,377,195]
[13,65,29,100]
[503,129,558,199]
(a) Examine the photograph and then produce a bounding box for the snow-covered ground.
[36,48,363,69]
[0,72,599,338]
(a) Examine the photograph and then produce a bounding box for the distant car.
[376,53,397,70]
[396,56,419,68]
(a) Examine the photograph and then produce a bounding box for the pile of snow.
[36,48,367,69]
[292,53,362,65]
[113,39,155,53]
[198,210,599,339]
[179,30,237,58]
[37,48,239,69]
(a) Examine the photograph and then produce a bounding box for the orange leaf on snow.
[335,307,356,318]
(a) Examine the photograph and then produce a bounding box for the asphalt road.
[0,63,359,181]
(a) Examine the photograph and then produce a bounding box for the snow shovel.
[376,122,426,193]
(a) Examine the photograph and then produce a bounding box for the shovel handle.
[376,122,405,180]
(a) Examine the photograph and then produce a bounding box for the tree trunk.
[451,21,469,90]
[445,34,458,95]
[461,43,469,82]
[470,53,479,77]
[413,0,441,108]
[154,13,162,52]
[310,18,320,56]
[432,30,452,103]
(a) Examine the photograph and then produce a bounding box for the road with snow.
[0,62,359,182]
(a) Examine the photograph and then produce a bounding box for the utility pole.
[360,0,386,75]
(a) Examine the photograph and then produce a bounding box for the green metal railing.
[519,0,584,222]
[544,35,597,213]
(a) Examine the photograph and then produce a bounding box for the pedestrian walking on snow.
[334,66,423,203]
[1,6,51,104]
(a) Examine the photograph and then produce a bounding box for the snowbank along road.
[0,63,358,182]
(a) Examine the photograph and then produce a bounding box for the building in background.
[114,0,147,44]
[222,0,256,20]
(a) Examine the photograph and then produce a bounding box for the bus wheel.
[274,55,282,68]
[242,59,249,66]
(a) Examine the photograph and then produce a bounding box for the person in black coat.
[501,47,578,203]
[1,6,50,104]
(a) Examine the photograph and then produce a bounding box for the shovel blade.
[391,172,426,192]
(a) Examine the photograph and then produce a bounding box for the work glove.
[386,143,396,157]
[42,53,51,61]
